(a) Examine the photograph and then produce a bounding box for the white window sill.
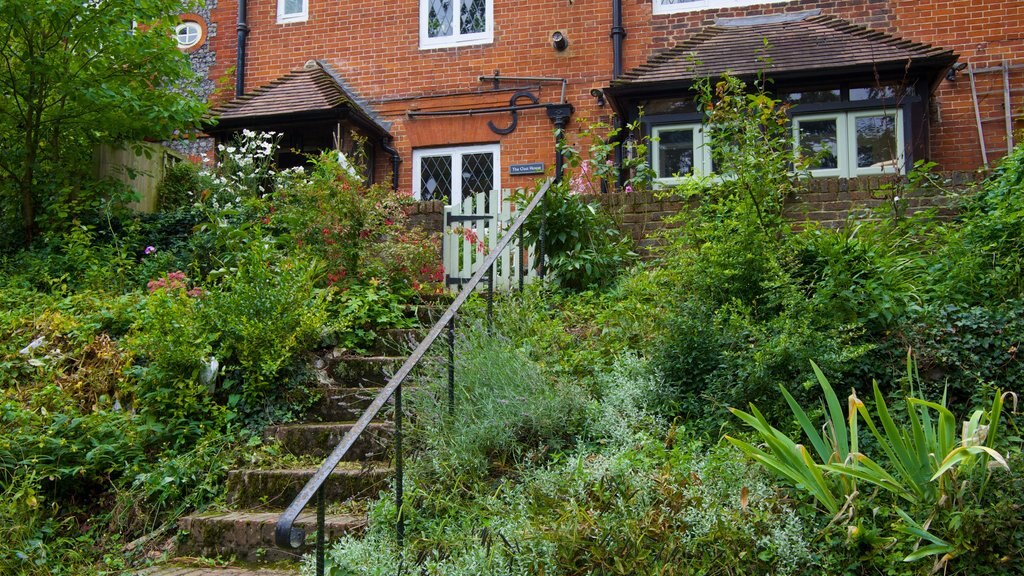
[419,35,493,50]
[277,14,308,24]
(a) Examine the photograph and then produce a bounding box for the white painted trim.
[277,0,308,24]
[419,0,494,49]
[653,0,791,16]
[413,144,501,206]
[793,113,844,179]
[848,109,904,177]
[652,123,710,184]
[792,109,904,178]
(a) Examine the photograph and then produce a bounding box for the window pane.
[849,83,912,101]
[420,156,452,202]
[461,152,494,195]
[785,89,841,104]
[176,23,200,47]
[797,119,839,170]
[284,0,303,15]
[638,98,697,115]
[460,0,486,34]
[658,129,695,178]
[428,0,453,37]
[855,115,898,169]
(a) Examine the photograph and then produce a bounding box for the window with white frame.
[174,21,203,49]
[794,110,903,178]
[653,0,789,16]
[277,0,307,23]
[420,0,493,49]
[652,124,712,183]
[413,144,500,205]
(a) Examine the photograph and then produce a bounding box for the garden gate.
[443,188,539,292]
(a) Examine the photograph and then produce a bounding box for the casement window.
[653,0,789,16]
[420,0,493,49]
[793,110,903,178]
[651,124,712,183]
[277,0,307,23]
[413,144,500,205]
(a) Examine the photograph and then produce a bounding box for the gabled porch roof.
[207,60,390,138]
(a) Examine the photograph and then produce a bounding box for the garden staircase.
[139,329,426,575]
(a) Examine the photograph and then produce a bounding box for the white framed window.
[277,0,307,24]
[174,21,203,49]
[413,144,500,206]
[420,0,493,49]
[652,124,712,184]
[794,109,903,178]
[653,0,790,16]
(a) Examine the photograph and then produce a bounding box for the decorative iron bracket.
[488,91,540,135]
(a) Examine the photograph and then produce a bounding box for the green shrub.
[519,177,635,292]
[156,160,204,211]
[411,326,589,482]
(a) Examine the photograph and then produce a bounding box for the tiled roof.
[613,13,956,89]
[211,61,389,135]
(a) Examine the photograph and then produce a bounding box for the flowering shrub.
[274,151,441,293]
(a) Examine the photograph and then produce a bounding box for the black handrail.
[273,179,553,566]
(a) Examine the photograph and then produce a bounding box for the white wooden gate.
[443,188,539,293]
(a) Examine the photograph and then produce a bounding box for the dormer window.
[278,0,307,24]
[420,0,493,49]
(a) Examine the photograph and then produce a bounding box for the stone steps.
[264,422,393,460]
[176,510,364,563]
[150,337,426,573]
[226,466,392,509]
[308,386,386,422]
[135,563,297,575]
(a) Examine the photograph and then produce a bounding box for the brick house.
[171,0,1021,200]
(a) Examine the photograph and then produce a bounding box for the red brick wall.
[206,0,1021,187]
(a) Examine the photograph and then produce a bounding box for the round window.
[175,21,203,49]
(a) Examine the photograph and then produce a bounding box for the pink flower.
[144,246,156,255]
[625,185,634,193]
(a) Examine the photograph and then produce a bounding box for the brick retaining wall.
[405,172,982,249]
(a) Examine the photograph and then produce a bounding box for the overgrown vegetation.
[0,132,441,574]
[317,76,1023,575]
[5,69,1023,575]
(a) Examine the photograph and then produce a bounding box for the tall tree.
[0,0,206,244]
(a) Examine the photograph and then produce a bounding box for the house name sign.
[509,162,545,175]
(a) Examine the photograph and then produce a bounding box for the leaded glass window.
[413,145,500,206]
[421,0,492,48]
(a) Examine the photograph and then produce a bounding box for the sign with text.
[509,162,545,175]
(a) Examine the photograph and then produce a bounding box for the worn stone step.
[264,422,393,460]
[363,328,425,356]
[176,510,364,564]
[134,562,298,575]
[310,351,406,387]
[226,466,392,509]
[309,386,386,421]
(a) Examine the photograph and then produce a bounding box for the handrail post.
[518,226,525,292]
[316,486,325,576]
[447,315,455,414]
[487,267,494,335]
[395,382,404,549]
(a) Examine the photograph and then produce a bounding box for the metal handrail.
[273,179,553,568]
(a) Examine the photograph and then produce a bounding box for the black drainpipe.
[611,0,626,79]
[236,0,249,96]
[381,136,401,190]
[611,0,628,189]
